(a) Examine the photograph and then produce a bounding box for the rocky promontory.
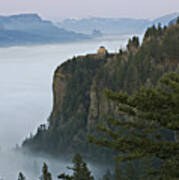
[23,22,179,161]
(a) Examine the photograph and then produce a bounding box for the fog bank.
[0,34,141,179]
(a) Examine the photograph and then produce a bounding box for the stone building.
[97,46,108,56]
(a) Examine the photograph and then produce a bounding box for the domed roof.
[97,46,108,55]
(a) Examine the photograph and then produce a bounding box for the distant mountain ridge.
[57,12,179,34]
[0,13,91,47]
[152,12,179,25]
[0,13,41,22]
[57,17,150,34]
[0,12,178,47]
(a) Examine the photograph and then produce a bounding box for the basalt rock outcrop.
[23,22,179,161]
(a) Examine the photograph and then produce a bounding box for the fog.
[0,150,71,180]
[0,35,141,179]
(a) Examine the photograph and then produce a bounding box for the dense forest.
[22,19,179,179]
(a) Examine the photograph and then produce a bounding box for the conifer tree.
[127,36,139,51]
[89,72,179,179]
[40,162,52,180]
[18,172,25,180]
[58,153,94,180]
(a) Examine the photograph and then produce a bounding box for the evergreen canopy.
[89,72,179,179]
[58,153,94,180]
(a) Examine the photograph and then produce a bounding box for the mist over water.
[0,34,141,179]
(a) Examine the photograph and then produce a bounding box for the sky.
[0,0,179,20]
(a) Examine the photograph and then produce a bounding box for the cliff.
[23,22,179,161]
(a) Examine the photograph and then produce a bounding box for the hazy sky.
[0,0,179,20]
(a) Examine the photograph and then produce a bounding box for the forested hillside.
[23,21,179,162]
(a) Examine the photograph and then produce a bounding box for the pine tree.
[127,36,139,51]
[40,162,52,180]
[89,72,179,179]
[58,153,94,180]
[18,172,25,180]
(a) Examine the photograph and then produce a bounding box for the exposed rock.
[49,67,68,127]
[23,24,179,160]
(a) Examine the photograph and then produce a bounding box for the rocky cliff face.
[50,55,119,131]
[23,23,179,160]
[49,54,109,130]
[50,68,68,127]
